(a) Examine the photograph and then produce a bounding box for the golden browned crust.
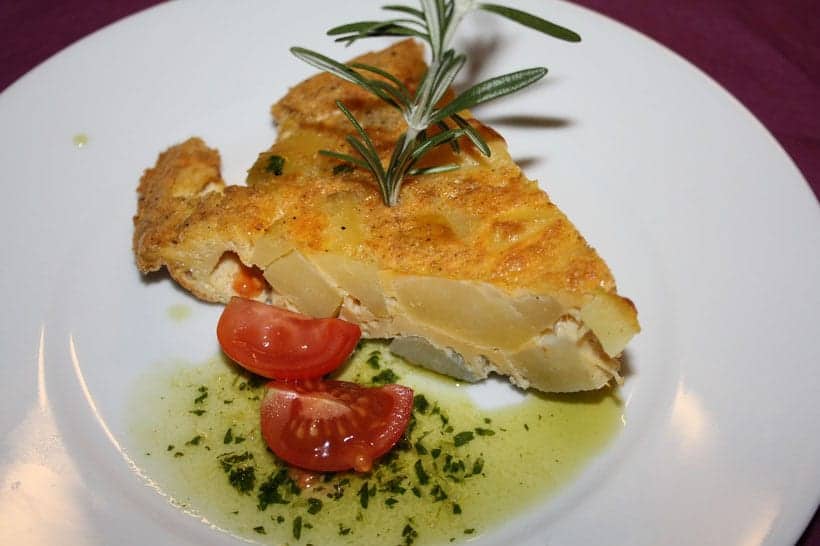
[272,39,425,145]
[133,40,616,306]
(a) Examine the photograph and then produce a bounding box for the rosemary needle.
[292,0,580,206]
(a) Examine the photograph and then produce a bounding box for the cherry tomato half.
[216,297,361,380]
[260,379,414,472]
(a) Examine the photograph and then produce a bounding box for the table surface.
[1,1,817,545]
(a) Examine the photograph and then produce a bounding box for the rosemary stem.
[386,126,420,206]
[407,0,474,132]
[442,0,476,53]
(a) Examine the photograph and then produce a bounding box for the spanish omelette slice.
[133,40,639,392]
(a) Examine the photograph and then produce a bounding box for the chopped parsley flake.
[381,476,407,495]
[292,515,302,540]
[185,435,203,446]
[366,352,381,369]
[266,155,285,175]
[414,460,430,485]
[257,469,299,510]
[434,407,450,426]
[413,394,430,414]
[253,526,266,534]
[474,427,495,436]
[442,454,466,476]
[217,451,253,471]
[357,481,375,509]
[472,457,485,475]
[217,451,257,494]
[402,523,419,545]
[188,409,206,416]
[430,484,448,502]
[332,163,354,175]
[307,498,323,515]
[228,466,256,493]
[194,385,208,404]
[453,431,474,447]
[371,368,399,384]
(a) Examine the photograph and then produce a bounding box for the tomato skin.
[217,297,361,380]
[260,379,414,472]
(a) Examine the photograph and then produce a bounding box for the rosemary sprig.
[291,0,580,206]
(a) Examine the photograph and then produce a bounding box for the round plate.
[1,1,818,545]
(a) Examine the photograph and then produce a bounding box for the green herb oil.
[128,341,621,544]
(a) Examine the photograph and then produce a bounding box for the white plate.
[1,1,818,544]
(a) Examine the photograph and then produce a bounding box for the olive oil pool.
[128,341,621,545]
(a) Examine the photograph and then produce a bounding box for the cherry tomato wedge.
[217,297,361,380]
[260,379,414,472]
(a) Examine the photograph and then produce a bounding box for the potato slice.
[384,274,555,349]
[311,253,388,317]
[263,250,342,317]
[580,292,640,357]
[510,319,617,392]
[250,219,292,268]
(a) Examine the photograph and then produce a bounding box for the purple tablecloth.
[1,1,817,544]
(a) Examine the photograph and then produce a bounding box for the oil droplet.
[167,304,191,322]
[72,133,89,148]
